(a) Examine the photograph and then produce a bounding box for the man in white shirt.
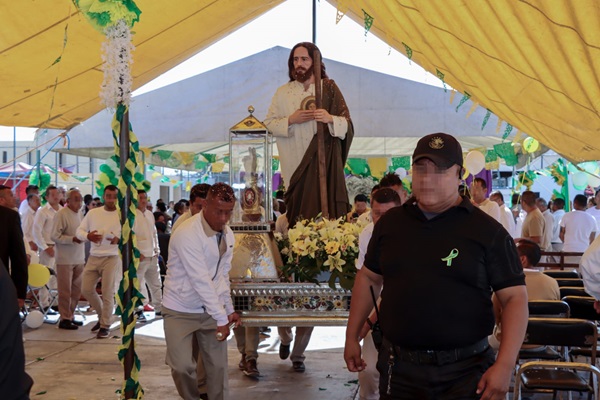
[580,234,600,307]
[550,197,566,251]
[18,184,38,215]
[470,178,501,223]
[51,189,85,330]
[162,183,239,400]
[586,189,600,233]
[32,185,61,313]
[77,185,121,339]
[560,194,596,261]
[171,183,210,233]
[536,197,554,256]
[355,188,401,400]
[21,193,41,253]
[134,190,163,320]
[490,191,517,237]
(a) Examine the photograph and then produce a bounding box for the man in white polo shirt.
[560,194,596,264]
[162,183,239,400]
[77,185,121,339]
[470,178,501,223]
[32,185,61,314]
[134,189,163,321]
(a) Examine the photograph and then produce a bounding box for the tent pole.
[312,0,317,44]
[313,49,328,219]
[13,127,16,189]
[119,107,135,400]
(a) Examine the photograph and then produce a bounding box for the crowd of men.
[4,41,600,400]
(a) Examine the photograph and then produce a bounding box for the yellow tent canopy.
[1,1,599,161]
[333,0,600,162]
[0,0,283,129]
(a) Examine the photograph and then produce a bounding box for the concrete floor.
[23,312,594,400]
[23,312,358,400]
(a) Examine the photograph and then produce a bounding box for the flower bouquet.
[275,215,364,290]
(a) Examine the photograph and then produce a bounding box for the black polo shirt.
[364,196,525,350]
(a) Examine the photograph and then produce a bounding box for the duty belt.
[384,337,489,366]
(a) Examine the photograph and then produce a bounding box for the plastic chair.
[25,263,59,324]
[555,278,585,287]
[518,301,570,362]
[514,318,600,400]
[543,270,580,279]
[560,287,592,298]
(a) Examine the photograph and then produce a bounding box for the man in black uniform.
[344,133,528,399]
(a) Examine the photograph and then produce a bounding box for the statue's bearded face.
[292,46,313,83]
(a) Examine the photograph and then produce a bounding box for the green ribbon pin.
[441,249,459,266]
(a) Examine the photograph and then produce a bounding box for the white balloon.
[587,174,600,188]
[395,167,407,179]
[25,310,45,329]
[465,151,486,175]
[572,172,588,190]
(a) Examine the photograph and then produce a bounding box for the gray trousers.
[163,307,228,400]
[278,326,314,362]
[233,326,260,360]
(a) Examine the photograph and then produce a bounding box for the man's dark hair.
[574,194,588,208]
[516,239,541,267]
[370,184,380,194]
[511,193,521,208]
[536,197,548,208]
[379,173,402,188]
[83,194,93,205]
[553,197,565,209]
[275,190,285,200]
[490,190,504,202]
[288,42,329,82]
[156,202,167,213]
[27,193,38,202]
[208,183,235,203]
[190,183,211,203]
[104,185,118,193]
[174,201,186,214]
[371,187,401,206]
[153,211,165,222]
[521,191,537,207]
[473,177,487,190]
[354,194,368,203]
[155,221,167,233]
[137,189,147,195]
[25,185,38,194]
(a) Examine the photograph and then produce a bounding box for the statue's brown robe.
[284,79,354,226]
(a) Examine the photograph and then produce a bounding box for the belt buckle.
[419,350,436,364]
[436,349,455,366]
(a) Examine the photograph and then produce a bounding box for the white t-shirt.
[478,198,501,223]
[580,235,600,299]
[356,222,374,270]
[498,204,516,237]
[552,209,565,243]
[586,207,600,232]
[560,210,597,252]
[76,207,122,257]
[541,209,554,251]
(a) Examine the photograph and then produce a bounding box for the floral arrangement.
[275,216,365,290]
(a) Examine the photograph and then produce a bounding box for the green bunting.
[502,123,513,141]
[362,9,374,37]
[455,92,471,112]
[390,156,411,170]
[272,158,280,172]
[436,69,447,93]
[201,153,216,163]
[402,42,412,61]
[493,142,519,167]
[481,109,492,130]
[346,158,371,177]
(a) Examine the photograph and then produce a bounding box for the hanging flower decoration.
[275,216,365,290]
[74,0,141,108]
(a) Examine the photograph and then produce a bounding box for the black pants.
[377,344,495,399]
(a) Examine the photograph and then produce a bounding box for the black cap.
[412,133,463,169]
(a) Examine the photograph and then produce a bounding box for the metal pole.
[119,108,135,400]
[13,127,16,189]
[312,0,317,44]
